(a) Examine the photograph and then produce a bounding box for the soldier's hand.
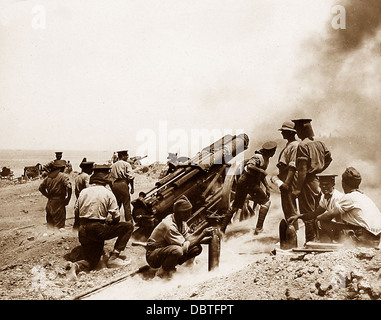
[105,215,113,225]
[288,214,303,225]
[130,188,135,195]
[202,227,214,237]
[279,183,289,192]
[199,236,213,244]
[292,189,301,198]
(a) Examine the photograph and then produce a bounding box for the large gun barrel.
[132,133,249,237]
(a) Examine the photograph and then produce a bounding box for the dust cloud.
[86,200,285,300]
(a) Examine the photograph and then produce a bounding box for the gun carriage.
[131,134,249,270]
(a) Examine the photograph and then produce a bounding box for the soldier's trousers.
[45,198,67,229]
[111,180,132,222]
[299,177,321,242]
[280,189,298,230]
[146,245,202,271]
[78,220,133,270]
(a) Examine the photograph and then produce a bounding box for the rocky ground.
[1,163,381,300]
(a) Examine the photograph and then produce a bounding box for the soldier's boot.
[107,250,131,268]
[219,207,235,233]
[254,201,271,235]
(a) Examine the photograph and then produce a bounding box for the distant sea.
[0,149,115,178]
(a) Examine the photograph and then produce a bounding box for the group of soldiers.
[225,118,381,249]
[38,118,381,280]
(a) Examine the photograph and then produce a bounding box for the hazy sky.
[1,0,380,162]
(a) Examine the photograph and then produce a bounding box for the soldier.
[42,151,63,173]
[271,121,299,229]
[220,141,277,234]
[111,150,135,222]
[291,118,332,243]
[55,152,63,160]
[317,168,381,248]
[67,164,134,279]
[145,196,214,279]
[73,158,94,230]
[288,174,344,241]
[38,159,72,230]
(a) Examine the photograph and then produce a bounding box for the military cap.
[291,118,312,124]
[291,118,314,137]
[117,150,129,157]
[52,160,66,168]
[317,174,337,182]
[278,121,296,132]
[79,159,94,169]
[92,164,111,171]
[173,195,193,213]
[261,141,277,150]
[342,167,362,188]
[55,151,63,155]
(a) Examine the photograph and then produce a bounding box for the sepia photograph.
[1,0,381,303]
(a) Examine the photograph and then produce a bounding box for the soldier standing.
[291,118,332,243]
[220,141,277,234]
[111,150,135,222]
[38,159,72,230]
[271,121,299,229]
[73,158,94,229]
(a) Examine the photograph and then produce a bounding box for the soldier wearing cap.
[316,167,381,247]
[145,195,214,279]
[220,141,277,234]
[68,164,134,278]
[271,121,299,229]
[42,152,64,173]
[38,159,72,229]
[291,118,332,242]
[74,158,94,198]
[288,173,344,241]
[73,158,94,230]
[110,150,135,222]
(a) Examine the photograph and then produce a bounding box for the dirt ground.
[1,166,381,300]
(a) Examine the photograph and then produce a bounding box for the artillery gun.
[131,134,249,270]
[128,155,148,168]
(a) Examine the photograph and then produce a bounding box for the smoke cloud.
[250,0,381,189]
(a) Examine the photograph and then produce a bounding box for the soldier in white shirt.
[67,165,134,280]
[317,167,381,247]
[288,173,343,242]
[111,150,135,222]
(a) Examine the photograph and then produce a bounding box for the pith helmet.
[278,121,296,132]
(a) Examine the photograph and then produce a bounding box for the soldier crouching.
[145,196,213,279]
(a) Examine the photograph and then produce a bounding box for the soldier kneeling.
[67,164,134,280]
[145,196,213,279]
